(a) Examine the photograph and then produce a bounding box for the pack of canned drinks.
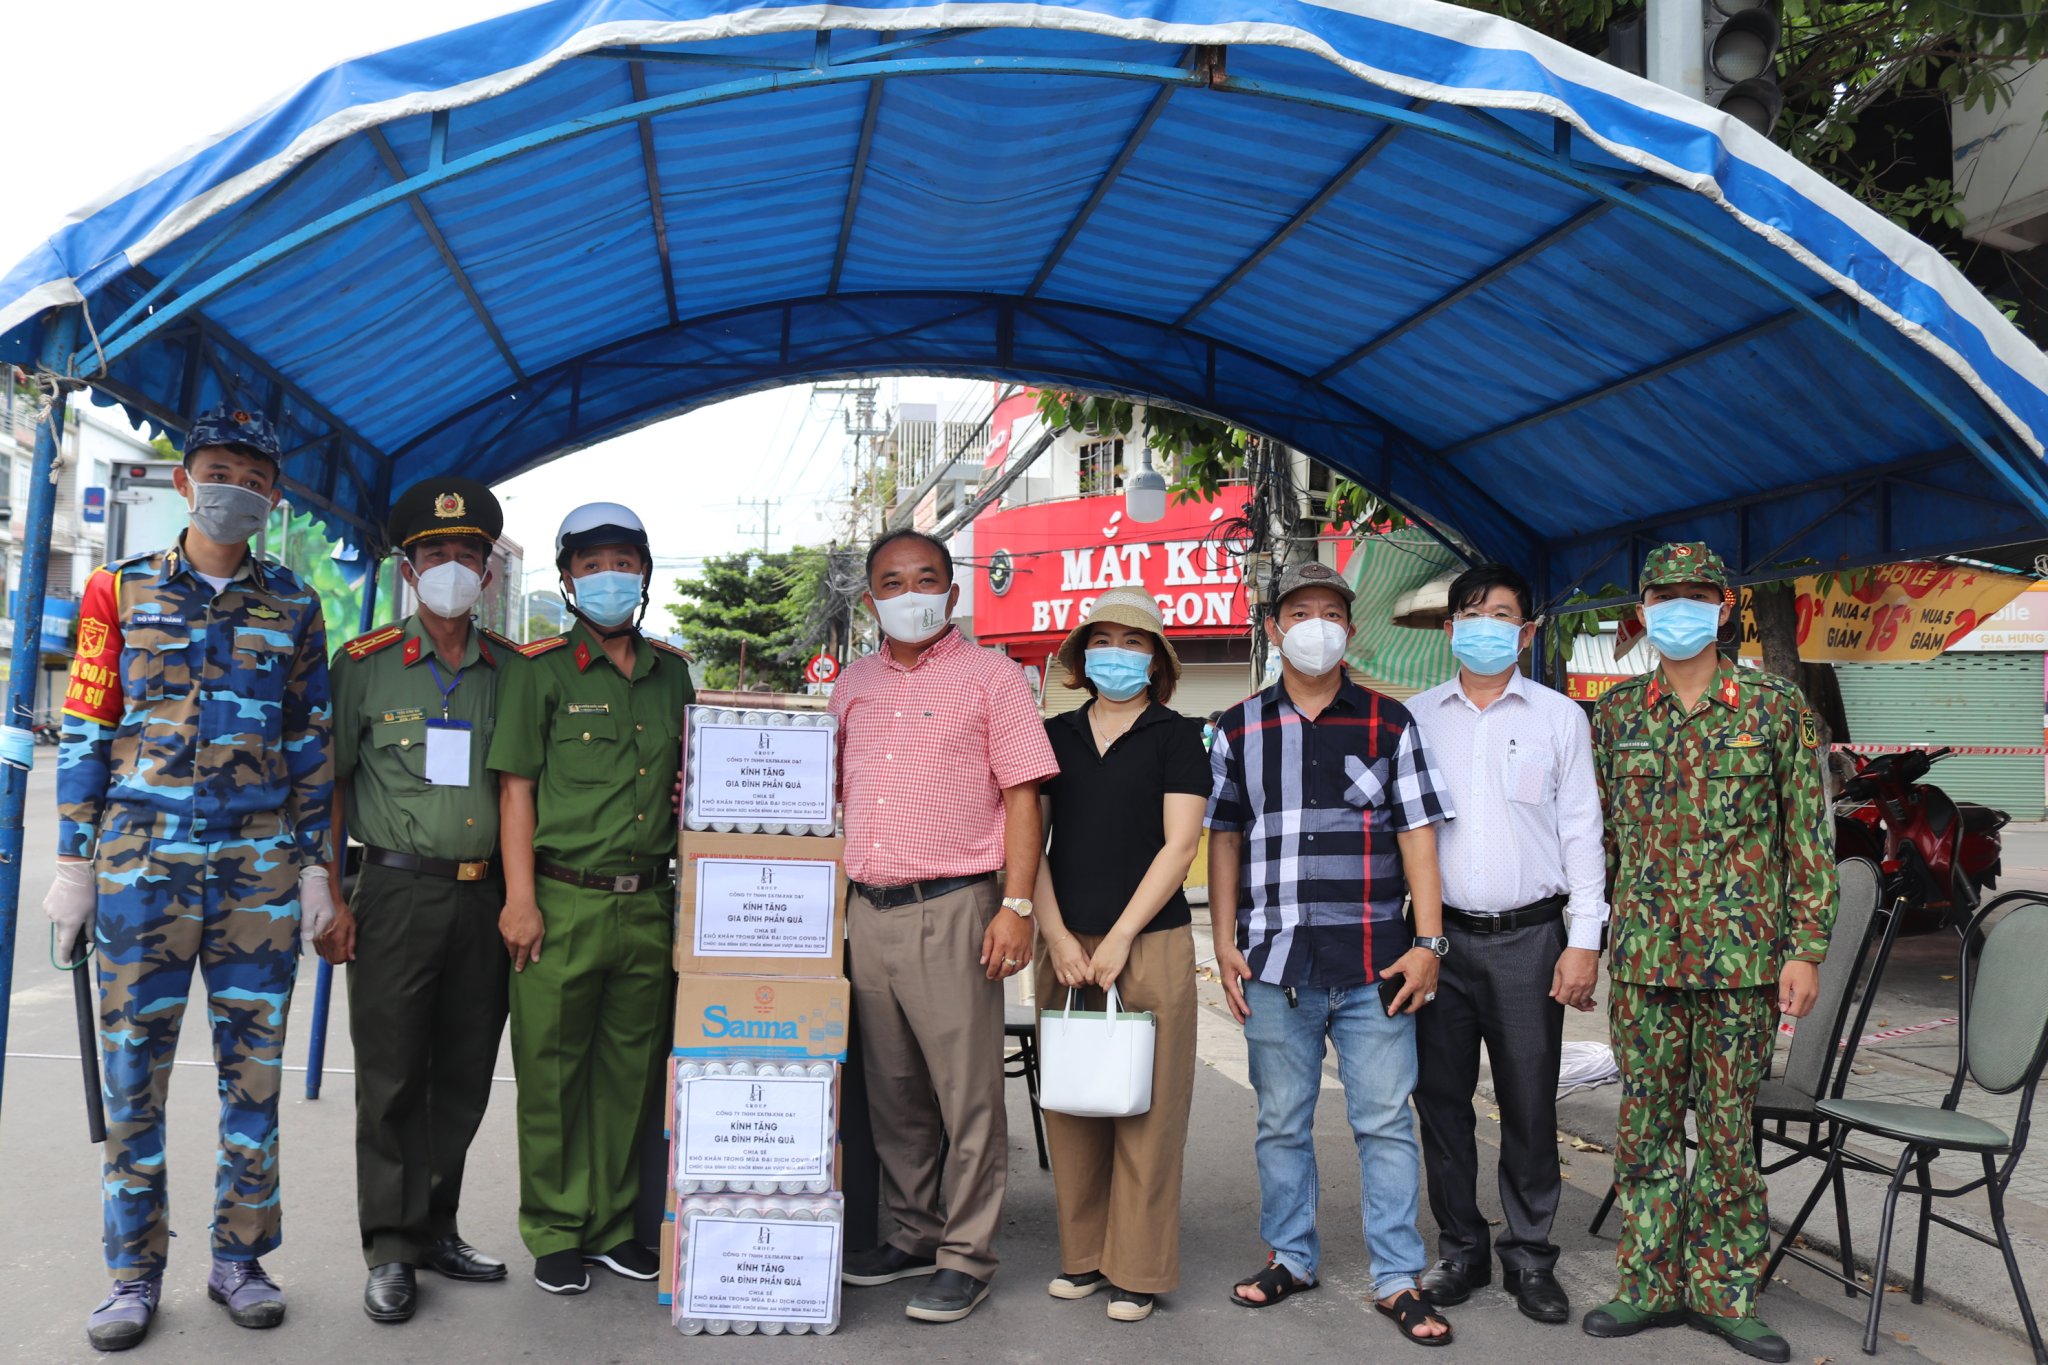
[672,1059,838,1197]
[682,706,838,835]
[671,1194,845,1336]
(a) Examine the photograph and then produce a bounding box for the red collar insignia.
[574,640,593,672]
[402,635,422,666]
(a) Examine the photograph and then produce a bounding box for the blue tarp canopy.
[5,0,2047,604]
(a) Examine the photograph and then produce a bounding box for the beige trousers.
[1033,924,1197,1294]
[847,880,1008,1280]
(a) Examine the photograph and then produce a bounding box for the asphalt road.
[0,764,2035,1362]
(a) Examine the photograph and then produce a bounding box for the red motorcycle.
[1834,747,2009,934]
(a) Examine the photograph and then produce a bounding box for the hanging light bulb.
[1125,445,1168,523]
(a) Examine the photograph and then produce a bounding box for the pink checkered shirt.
[829,627,1059,886]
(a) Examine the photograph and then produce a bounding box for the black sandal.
[1375,1289,1453,1347]
[1230,1256,1317,1308]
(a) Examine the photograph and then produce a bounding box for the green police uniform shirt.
[485,620,694,871]
[1593,656,1836,990]
[330,614,523,862]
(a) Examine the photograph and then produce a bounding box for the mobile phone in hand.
[1378,975,1404,1015]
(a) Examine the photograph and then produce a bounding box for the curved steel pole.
[304,553,382,1099]
[0,306,82,1133]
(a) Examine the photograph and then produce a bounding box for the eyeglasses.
[1450,610,1527,625]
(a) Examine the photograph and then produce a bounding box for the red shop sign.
[974,488,1252,644]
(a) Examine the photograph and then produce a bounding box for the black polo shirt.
[1042,701,1213,937]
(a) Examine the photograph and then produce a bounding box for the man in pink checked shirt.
[829,529,1060,1326]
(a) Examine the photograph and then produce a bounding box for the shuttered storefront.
[1834,652,2045,818]
[1043,661,1256,720]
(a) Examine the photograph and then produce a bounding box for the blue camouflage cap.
[183,405,282,464]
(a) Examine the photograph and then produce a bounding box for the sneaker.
[534,1250,591,1295]
[207,1256,286,1329]
[1687,1311,1792,1363]
[1582,1299,1687,1338]
[1107,1287,1155,1322]
[1048,1269,1108,1299]
[86,1278,161,1353]
[843,1244,939,1286]
[906,1269,991,1323]
[582,1240,658,1281]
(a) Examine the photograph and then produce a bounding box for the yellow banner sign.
[1738,563,2031,662]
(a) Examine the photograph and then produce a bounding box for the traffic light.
[1703,0,1782,136]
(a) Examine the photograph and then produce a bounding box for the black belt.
[850,871,996,910]
[362,845,495,883]
[537,860,672,895]
[1443,893,1567,935]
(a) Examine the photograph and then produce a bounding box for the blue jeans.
[1242,979,1425,1298]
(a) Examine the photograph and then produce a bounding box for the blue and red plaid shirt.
[1205,672,1453,990]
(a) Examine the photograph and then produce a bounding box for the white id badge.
[423,719,472,786]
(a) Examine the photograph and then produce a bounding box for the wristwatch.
[1413,935,1450,958]
[1002,896,1034,919]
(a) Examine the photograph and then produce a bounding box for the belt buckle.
[611,873,642,894]
[457,861,487,882]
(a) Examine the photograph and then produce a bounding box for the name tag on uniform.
[1612,739,1653,751]
[566,702,610,715]
[380,707,425,725]
[424,718,472,786]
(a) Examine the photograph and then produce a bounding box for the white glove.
[45,859,96,964]
[299,865,335,941]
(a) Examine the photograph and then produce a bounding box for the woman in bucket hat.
[1031,587,1211,1323]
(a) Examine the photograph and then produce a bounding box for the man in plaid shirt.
[1207,561,1457,1348]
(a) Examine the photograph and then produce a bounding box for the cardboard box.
[673,832,847,977]
[659,1213,677,1307]
[674,972,850,1063]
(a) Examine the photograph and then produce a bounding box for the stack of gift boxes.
[664,705,848,1336]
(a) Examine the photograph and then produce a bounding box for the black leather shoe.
[363,1264,415,1323]
[905,1269,991,1323]
[842,1244,939,1286]
[423,1237,507,1282]
[1418,1260,1489,1308]
[1502,1267,1570,1324]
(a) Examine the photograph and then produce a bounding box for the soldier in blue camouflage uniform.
[1580,543,1835,1364]
[44,406,335,1353]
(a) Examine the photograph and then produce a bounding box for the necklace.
[1088,700,1141,756]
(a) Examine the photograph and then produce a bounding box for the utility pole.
[1645,0,1704,100]
[737,497,779,553]
[813,382,888,536]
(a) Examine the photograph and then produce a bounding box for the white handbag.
[1038,982,1156,1118]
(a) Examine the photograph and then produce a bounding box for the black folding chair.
[1591,858,1893,1252]
[1764,891,2048,1362]
[1004,1002,1049,1170]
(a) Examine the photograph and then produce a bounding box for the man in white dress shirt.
[1410,564,1608,1326]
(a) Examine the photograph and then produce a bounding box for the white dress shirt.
[1410,668,1609,951]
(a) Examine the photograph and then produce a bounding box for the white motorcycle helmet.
[554,501,651,571]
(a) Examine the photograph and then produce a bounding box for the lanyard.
[424,657,463,721]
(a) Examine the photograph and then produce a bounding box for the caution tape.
[1778,1014,1959,1045]
[1832,742,2048,757]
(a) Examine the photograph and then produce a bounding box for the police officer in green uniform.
[486,501,693,1297]
[1581,543,1835,1364]
[316,477,525,1324]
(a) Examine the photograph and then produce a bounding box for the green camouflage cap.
[1640,541,1728,590]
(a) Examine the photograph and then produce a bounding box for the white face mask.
[1279,618,1349,676]
[411,560,484,619]
[872,590,951,644]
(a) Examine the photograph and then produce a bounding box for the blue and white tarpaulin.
[3,0,2045,601]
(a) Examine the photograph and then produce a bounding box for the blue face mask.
[572,570,643,628]
[1084,646,1153,701]
[1645,596,1722,661]
[1449,616,1523,677]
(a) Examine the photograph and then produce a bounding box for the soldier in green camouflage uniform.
[1582,543,1835,1365]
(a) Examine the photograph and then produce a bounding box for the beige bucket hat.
[1054,586,1182,691]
